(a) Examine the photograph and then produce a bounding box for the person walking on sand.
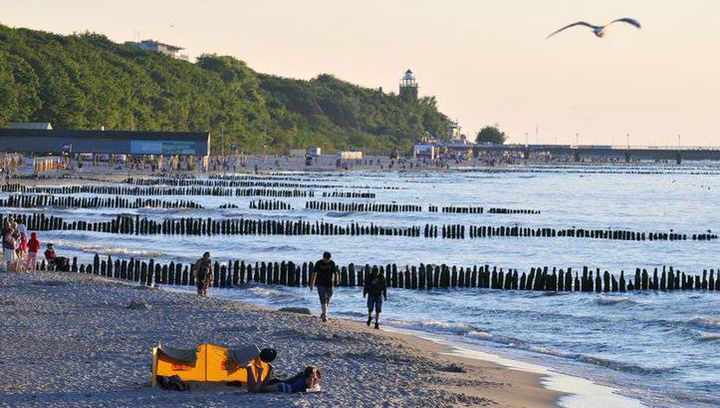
[309,251,338,322]
[363,266,387,329]
[192,251,213,297]
[26,232,40,271]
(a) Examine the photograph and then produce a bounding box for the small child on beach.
[26,232,40,271]
[16,224,27,263]
[363,266,387,329]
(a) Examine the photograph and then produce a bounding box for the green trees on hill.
[0,25,450,154]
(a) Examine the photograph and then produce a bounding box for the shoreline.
[384,329,647,408]
[0,271,560,407]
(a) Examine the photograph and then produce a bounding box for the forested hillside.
[0,24,450,153]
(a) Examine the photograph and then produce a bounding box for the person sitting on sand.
[44,243,70,271]
[309,251,338,322]
[363,266,387,330]
[192,251,213,297]
[26,232,40,272]
[247,364,321,393]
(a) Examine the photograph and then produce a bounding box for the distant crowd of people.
[2,216,69,272]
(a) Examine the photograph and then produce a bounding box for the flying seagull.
[546,18,641,39]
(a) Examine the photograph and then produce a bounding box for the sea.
[24,163,720,407]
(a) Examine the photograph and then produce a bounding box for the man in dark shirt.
[309,251,337,322]
[363,266,387,329]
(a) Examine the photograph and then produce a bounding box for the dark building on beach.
[0,128,210,157]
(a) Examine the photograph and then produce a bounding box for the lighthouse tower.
[399,69,418,101]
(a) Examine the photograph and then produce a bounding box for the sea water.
[25,163,720,407]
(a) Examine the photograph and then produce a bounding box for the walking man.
[192,251,213,297]
[363,266,387,329]
[309,251,338,322]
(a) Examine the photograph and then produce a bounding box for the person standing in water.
[309,251,338,322]
[192,252,213,297]
[363,266,387,329]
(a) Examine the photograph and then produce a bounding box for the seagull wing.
[606,18,642,29]
[546,22,597,39]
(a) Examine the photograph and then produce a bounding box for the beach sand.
[0,271,561,407]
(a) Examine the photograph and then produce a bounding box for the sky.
[2,0,720,146]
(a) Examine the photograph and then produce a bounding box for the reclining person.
[247,364,321,393]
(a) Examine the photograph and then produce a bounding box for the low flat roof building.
[0,129,210,156]
[125,39,189,61]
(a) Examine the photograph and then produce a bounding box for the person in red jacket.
[26,232,40,271]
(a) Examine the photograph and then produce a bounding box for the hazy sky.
[3,0,720,146]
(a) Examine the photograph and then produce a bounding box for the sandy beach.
[0,271,560,407]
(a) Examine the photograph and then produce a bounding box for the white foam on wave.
[53,240,165,258]
[596,296,637,306]
[689,316,720,329]
[247,286,291,298]
[390,319,476,335]
[696,331,720,342]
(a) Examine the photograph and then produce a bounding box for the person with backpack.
[192,251,213,297]
[363,266,387,329]
[309,251,338,322]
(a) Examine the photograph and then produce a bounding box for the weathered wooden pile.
[48,254,720,293]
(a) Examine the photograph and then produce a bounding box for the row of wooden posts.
[51,254,720,293]
[467,225,718,241]
[305,201,423,213]
[207,174,402,190]
[428,205,540,214]
[3,213,716,242]
[249,200,293,211]
[0,184,315,198]
[321,191,376,198]
[126,175,401,191]
[124,177,347,190]
[0,195,204,210]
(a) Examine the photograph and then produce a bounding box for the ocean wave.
[466,330,523,347]
[326,211,353,218]
[247,286,292,298]
[53,240,165,258]
[688,316,720,330]
[261,245,299,252]
[696,331,720,342]
[576,355,666,375]
[392,319,478,335]
[595,295,637,305]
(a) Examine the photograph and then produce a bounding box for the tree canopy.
[0,25,451,154]
[475,125,507,145]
